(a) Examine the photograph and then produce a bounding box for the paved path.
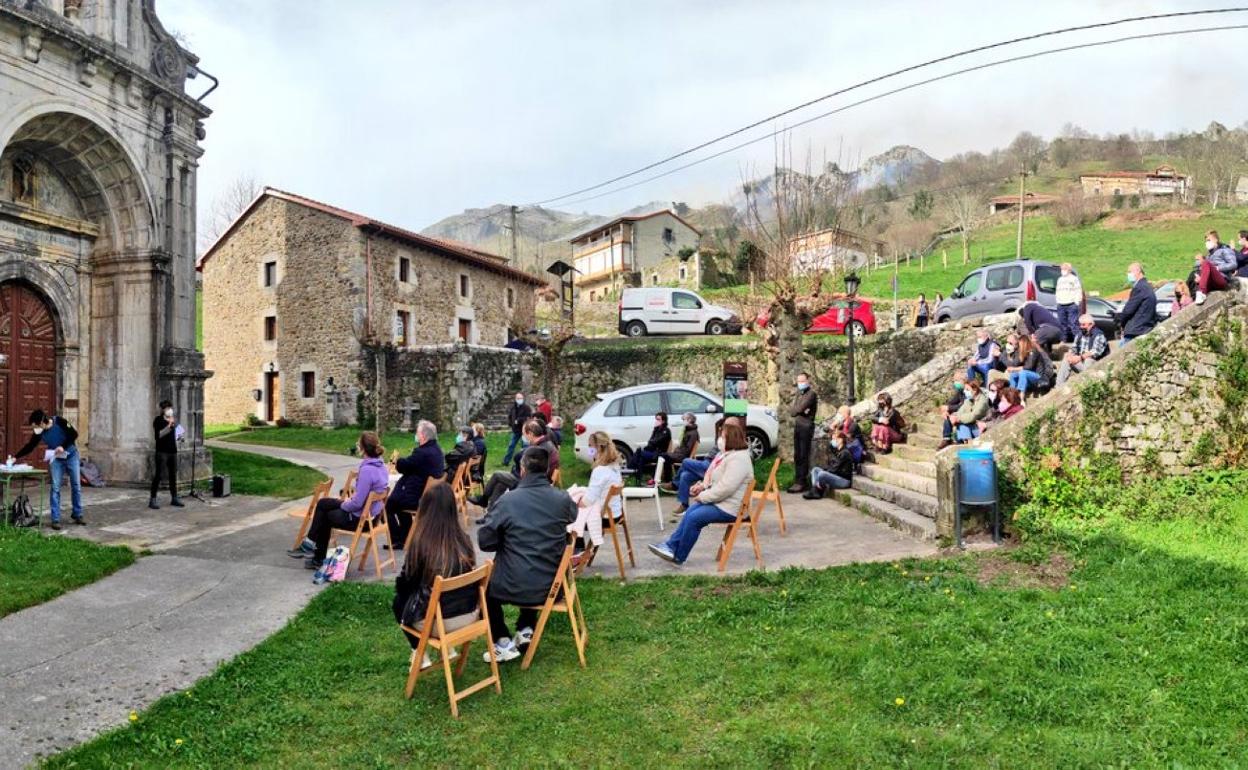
[0,441,936,766]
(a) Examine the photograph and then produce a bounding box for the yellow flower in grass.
[128,711,138,723]
[894,697,905,707]
[175,739,184,746]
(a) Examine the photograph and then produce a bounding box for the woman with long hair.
[568,431,623,549]
[393,483,479,669]
[289,431,389,570]
[870,392,906,454]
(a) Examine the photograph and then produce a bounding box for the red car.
[755,298,877,336]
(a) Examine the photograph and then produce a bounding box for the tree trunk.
[374,347,386,436]
[960,230,970,264]
[767,304,804,464]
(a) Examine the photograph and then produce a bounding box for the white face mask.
[998,402,1010,413]
[1061,269,1070,276]
[1206,240,1217,250]
[515,398,524,405]
[587,446,597,460]
[164,408,174,418]
[716,437,726,452]
[31,427,42,435]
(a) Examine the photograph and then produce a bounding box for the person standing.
[1055,263,1083,343]
[149,400,184,510]
[913,294,930,328]
[534,394,553,423]
[1116,263,1157,344]
[11,409,83,529]
[501,392,531,467]
[787,372,817,493]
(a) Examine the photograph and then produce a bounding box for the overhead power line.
[530,7,1248,207]
[550,22,1248,209]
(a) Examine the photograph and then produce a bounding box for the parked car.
[756,298,877,336]
[934,259,1067,322]
[573,382,779,462]
[1105,280,1176,322]
[618,288,742,337]
[1085,295,1121,339]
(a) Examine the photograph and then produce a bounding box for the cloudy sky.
[161,0,1248,241]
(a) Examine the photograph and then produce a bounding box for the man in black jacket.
[149,400,184,510]
[787,372,817,493]
[476,447,576,662]
[386,419,445,547]
[1116,262,1157,344]
[474,420,559,509]
[501,392,532,467]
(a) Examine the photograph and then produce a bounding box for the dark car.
[1086,296,1121,340]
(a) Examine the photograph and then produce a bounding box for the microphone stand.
[184,417,209,503]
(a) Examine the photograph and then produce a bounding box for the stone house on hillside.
[786,226,885,274]
[569,210,701,304]
[199,188,541,426]
[0,0,209,484]
[1079,165,1189,198]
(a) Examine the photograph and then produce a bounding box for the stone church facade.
[0,0,211,484]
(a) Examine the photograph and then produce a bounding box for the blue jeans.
[48,445,83,523]
[966,363,993,384]
[628,448,659,475]
[956,424,980,442]
[675,458,710,505]
[1057,303,1079,342]
[663,501,733,563]
[810,469,851,493]
[501,431,523,465]
[1009,369,1041,393]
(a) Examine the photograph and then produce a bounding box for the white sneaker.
[415,647,459,671]
[1195,291,1207,305]
[516,627,534,647]
[483,637,520,663]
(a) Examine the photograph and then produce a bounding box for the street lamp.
[844,272,861,403]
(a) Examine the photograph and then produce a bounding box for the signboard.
[723,361,748,417]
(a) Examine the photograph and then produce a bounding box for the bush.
[245,414,265,427]
[275,417,292,428]
[1052,192,1102,228]
[1111,192,1125,210]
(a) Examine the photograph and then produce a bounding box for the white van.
[617,288,741,337]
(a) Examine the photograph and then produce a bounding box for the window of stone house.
[663,227,674,244]
[651,273,660,285]
[395,310,410,347]
[301,371,316,399]
[506,287,515,309]
[263,315,277,341]
[399,256,411,284]
[263,261,277,288]
[678,266,687,281]
[459,274,470,299]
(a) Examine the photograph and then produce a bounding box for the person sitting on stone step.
[965,330,1002,385]
[1006,334,1054,395]
[829,404,866,465]
[950,378,991,443]
[803,431,854,499]
[997,386,1025,420]
[938,372,968,450]
[1055,314,1109,385]
[869,392,906,454]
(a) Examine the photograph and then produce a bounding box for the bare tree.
[1008,131,1047,175]
[937,154,995,264]
[199,174,260,254]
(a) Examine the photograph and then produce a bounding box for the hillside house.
[569,210,701,303]
[1079,165,1189,198]
[199,188,541,426]
[988,193,1058,215]
[787,226,884,273]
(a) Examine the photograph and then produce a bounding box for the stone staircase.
[831,412,943,542]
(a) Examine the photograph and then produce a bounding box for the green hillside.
[856,206,1248,301]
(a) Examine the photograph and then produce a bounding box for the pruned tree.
[1008,131,1048,175]
[199,174,260,254]
[937,154,995,264]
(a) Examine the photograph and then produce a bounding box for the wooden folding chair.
[583,485,633,580]
[404,474,447,551]
[338,468,358,501]
[400,562,501,718]
[468,455,484,496]
[292,478,334,549]
[330,490,398,579]
[713,479,762,573]
[388,449,400,473]
[550,468,562,489]
[450,462,472,521]
[520,540,587,670]
[751,457,788,535]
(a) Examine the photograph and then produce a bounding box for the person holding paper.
[11,409,83,529]
[149,399,183,510]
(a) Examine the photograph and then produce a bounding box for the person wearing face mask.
[1056,314,1109,385]
[627,411,672,481]
[1055,263,1083,343]
[951,379,990,443]
[1005,335,1053,396]
[472,420,558,510]
[937,372,968,450]
[662,417,724,516]
[12,409,82,529]
[289,431,389,570]
[803,431,854,500]
[1114,262,1157,344]
[647,422,753,566]
[149,399,183,510]
[501,393,532,467]
[566,431,623,553]
[384,420,446,548]
[444,425,478,480]
[787,372,817,494]
[828,404,865,464]
[965,331,1001,385]
[658,413,699,485]
[869,392,905,454]
[997,387,1025,420]
[1192,230,1238,304]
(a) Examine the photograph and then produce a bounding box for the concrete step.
[833,489,938,541]
[905,432,942,450]
[860,464,938,497]
[893,444,938,464]
[852,476,939,519]
[872,454,937,479]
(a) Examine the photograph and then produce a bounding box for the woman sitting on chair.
[567,431,623,553]
[393,483,479,671]
[646,422,753,566]
[288,431,389,570]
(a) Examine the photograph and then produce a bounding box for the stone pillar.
[158,346,212,489]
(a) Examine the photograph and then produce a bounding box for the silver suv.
[934,259,1067,322]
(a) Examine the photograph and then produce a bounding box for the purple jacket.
[341,457,389,519]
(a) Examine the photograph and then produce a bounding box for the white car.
[573,382,779,463]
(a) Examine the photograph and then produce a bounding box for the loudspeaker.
[212,474,231,498]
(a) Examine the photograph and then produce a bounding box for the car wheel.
[625,321,647,338]
[745,428,769,461]
[937,315,950,324]
[613,441,634,466]
[706,319,726,335]
[846,320,867,338]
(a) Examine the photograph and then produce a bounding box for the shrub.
[245,414,265,427]
[1110,192,1125,210]
[275,417,292,428]
[1053,192,1102,228]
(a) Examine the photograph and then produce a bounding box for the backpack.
[8,494,37,528]
[80,460,106,488]
[313,545,351,585]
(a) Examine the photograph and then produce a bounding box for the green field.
[0,528,135,617]
[48,471,1248,767]
[209,447,329,500]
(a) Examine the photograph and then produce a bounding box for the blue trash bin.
[957,447,996,504]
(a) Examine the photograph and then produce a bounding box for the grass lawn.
[48,478,1248,767]
[0,528,135,618]
[209,447,329,500]
[220,425,794,490]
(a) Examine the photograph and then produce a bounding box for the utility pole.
[509,204,519,264]
[1015,164,1028,260]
